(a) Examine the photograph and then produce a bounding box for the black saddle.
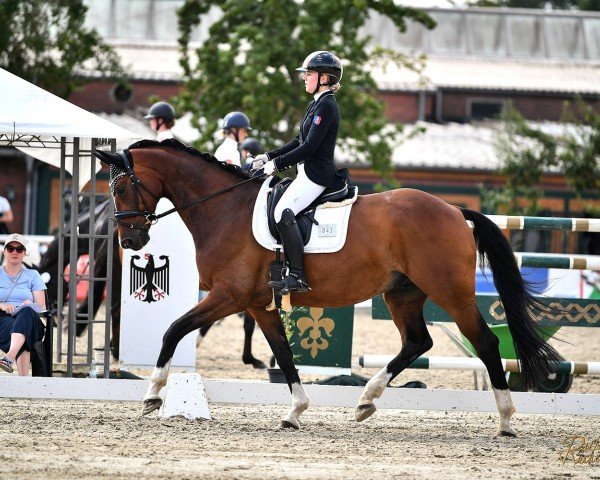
[267,177,357,245]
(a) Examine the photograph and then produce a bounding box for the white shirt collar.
[314,90,332,101]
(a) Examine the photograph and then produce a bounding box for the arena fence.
[1,376,599,416]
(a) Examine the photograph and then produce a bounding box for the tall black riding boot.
[268,208,310,294]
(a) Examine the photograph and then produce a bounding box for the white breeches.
[274,163,326,223]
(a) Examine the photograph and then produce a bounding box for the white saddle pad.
[252,177,358,253]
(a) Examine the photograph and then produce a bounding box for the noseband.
[111,149,265,233]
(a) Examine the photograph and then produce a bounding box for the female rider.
[253,51,348,294]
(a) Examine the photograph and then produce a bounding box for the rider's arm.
[267,134,301,160]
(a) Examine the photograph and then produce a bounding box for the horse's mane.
[128,139,257,180]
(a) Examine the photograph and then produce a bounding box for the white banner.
[120,199,199,369]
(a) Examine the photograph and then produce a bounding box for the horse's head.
[93,149,163,250]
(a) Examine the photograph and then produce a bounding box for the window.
[468,99,505,121]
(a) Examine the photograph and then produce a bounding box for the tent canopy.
[0,68,140,187]
[0,68,139,140]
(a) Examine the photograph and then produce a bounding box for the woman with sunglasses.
[0,233,46,375]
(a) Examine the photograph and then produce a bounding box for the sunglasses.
[4,245,25,254]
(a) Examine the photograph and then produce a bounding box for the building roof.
[371,56,600,94]
[343,120,570,172]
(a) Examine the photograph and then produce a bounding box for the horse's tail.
[460,208,563,390]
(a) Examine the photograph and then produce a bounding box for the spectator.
[145,101,176,141]
[240,137,263,172]
[0,195,13,235]
[214,111,252,167]
[0,233,46,375]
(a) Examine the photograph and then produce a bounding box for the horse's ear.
[93,150,127,170]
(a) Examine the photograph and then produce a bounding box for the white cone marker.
[159,373,211,420]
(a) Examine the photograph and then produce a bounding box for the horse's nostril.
[121,239,132,249]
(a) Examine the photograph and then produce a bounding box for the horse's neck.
[160,158,259,253]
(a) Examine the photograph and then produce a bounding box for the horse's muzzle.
[120,229,149,250]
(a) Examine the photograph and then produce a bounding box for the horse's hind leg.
[356,287,432,422]
[242,312,266,369]
[448,303,516,437]
[248,308,308,429]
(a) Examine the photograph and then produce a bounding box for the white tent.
[0,68,141,377]
[0,68,140,187]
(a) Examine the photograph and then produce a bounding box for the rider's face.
[304,70,318,93]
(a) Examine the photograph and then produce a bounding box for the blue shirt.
[0,266,46,307]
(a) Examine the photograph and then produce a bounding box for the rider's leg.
[269,208,309,293]
[270,165,325,294]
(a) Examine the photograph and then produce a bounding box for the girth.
[266,177,351,245]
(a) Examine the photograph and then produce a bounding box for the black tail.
[460,208,563,390]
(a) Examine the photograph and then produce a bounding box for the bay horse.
[94,139,562,436]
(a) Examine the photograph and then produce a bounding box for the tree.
[177,0,434,189]
[0,0,124,99]
[482,102,600,215]
[468,0,600,10]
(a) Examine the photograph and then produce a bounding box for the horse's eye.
[116,185,127,196]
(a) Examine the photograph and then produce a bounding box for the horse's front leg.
[248,308,309,429]
[142,289,239,415]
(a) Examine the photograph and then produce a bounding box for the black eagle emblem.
[130,253,170,303]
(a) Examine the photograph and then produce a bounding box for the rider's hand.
[252,153,269,170]
[263,160,276,175]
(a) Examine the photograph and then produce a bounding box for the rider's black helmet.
[295,51,343,84]
[241,137,262,156]
[221,111,252,131]
[144,101,176,121]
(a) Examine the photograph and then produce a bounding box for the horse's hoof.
[141,398,162,416]
[252,359,267,370]
[280,420,299,429]
[496,429,517,438]
[355,403,376,422]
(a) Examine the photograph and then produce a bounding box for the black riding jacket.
[268,91,348,189]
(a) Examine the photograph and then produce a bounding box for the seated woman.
[0,233,46,375]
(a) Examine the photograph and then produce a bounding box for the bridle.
[111,149,265,233]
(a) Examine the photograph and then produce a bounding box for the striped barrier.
[486,215,600,232]
[514,252,600,270]
[358,355,600,375]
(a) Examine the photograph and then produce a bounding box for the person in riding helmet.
[240,137,263,172]
[252,51,349,294]
[214,111,252,167]
[144,101,176,142]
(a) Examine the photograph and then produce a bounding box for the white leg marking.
[493,387,516,436]
[355,367,392,422]
[358,367,392,405]
[144,359,172,401]
[283,382,309,428]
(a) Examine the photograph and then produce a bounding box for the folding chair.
[31,291,54,377]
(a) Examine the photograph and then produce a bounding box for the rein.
[112,149,265,231]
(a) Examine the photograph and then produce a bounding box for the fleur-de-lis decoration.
[297,307,335,358]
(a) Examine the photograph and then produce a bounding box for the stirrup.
[268,273,310,295]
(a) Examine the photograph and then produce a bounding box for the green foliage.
[467,0,600,9]
[0,0,125,98]
[485,102,600,215]
[177,0,434,186]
